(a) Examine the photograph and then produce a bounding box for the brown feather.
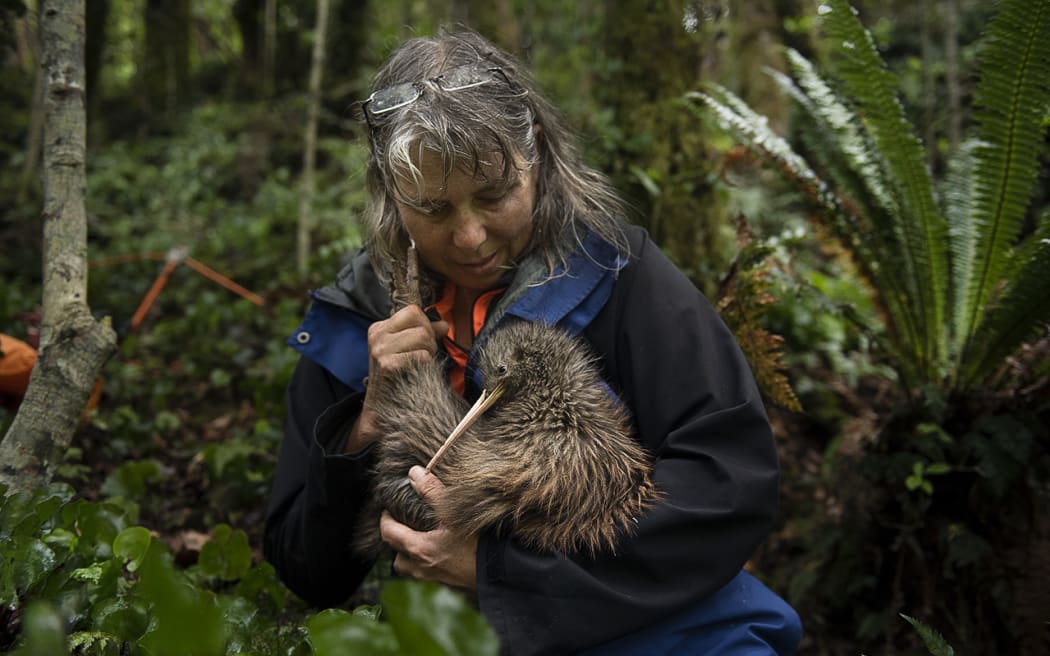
[353,320,660,559]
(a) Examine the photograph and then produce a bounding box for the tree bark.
[943,0,962,153]
[17,2,44,204]
[1,0,119,493]
[601,0,729,294]
[297,0,333,278]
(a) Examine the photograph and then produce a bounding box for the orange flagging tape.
[96,248,266,334]
[183,257,265,306]
[129,257,179,332]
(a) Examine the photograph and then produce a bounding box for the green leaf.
[66,500,134,561]
[233,562,288,611]
[198,524,252,581]
[900,613,955,656]
[306,608,399,655]
[382,580,499,656]
[9,601,69,656]
[8,539,58,597]
[135,541,227,656]
[113,526,152,573]
[100,459,165,499]
[91,596,151,642]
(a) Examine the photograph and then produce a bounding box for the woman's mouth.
[459,251,500,276]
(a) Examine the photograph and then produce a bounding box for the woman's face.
[393,148,538,294]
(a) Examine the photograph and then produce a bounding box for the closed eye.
[475,180,519,208]
[418,202,450,217]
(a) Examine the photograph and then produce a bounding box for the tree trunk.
[1,0,119,493]
[143,0,191,115]
[263,0,276,98]
[601,0,729,294]
[297,0,333,278]
[943,0,962,153]
[17,2,44,204]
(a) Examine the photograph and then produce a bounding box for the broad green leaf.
[234,562,288,610]
[66,499,135,561]
[135,542,227,656]
[113,526,152,573]
[100,459,165,500]
[383,580,499,656]
[306,608,399,655]
[91,596,151,642]
[9,539,57,596]
[198,524,252,581]
[9,601,69,656]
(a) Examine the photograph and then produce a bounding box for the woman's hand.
[380,466,478,594]
[345,306,448,453]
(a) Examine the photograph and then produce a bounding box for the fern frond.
[900,613,955,656]
[957,0,1050,363]
[716,217,802,412]
[819,0,950,377]
[691,84,920,383]
[767,53,924,361]
[781,48,899,221]
[961,226,1050,389]
[943,140,980,353]
[688,85,834,211]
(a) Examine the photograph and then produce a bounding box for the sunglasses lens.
[439,64,496,92]
[363,64,504,123]
[369,82,421,114]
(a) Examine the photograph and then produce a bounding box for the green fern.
[769,51,926,373]
[954,0,1050,377]
[900,613,955,656]
[692,0,1050,394]
[716,217,803,413]
[819,0,950,376]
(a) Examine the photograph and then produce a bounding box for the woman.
[264,29,801,655]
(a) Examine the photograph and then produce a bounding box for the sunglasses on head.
[360,61,512,130]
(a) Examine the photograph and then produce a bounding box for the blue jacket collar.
[288,230,627,391]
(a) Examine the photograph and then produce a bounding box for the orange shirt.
[426,282,505,395]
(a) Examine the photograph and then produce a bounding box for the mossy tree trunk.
[0,0,119,493]
[600,0,729,294]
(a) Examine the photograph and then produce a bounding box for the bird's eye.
[496,363,508,375]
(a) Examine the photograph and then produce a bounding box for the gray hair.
[359,29,628,292]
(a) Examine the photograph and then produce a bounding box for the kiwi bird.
[353,319,659,559]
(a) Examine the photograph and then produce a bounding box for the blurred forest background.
[1,0,1048,654]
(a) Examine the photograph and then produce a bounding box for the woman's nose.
[451,209,486,250]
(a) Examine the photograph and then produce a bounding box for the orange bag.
[0,333,37,408]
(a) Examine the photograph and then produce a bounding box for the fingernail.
[408,465,425,481]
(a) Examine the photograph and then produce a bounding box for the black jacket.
[264,224,781,654]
